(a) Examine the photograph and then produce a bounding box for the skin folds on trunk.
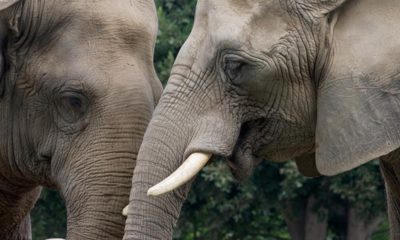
[124,115,191,240]
[124,72,242,239]
[58,91,155,239]
[0,186,40,239]
[4,215,33,240]
[63,157,134,240]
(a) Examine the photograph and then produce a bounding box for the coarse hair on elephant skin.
[123,0,400,239]
[0,0,162,239]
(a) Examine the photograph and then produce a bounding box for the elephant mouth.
[147,118,291,196]
[146,113,315,196]
[227,117,315,173]
[227,142,263,181]
[226,123,266,181]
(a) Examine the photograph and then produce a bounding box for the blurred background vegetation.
[31,0,389,239]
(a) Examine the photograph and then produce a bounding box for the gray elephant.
[124,0,400,239]
[0,0,162,239]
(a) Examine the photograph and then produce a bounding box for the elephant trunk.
[61,151,136,240]
[124,77,240,239]
[124,115,191,239]
[55,101,152,240]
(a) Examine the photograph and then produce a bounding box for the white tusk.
[147,152,212,196]
[122,205,129,216]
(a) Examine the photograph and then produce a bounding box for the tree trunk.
[386,191,400,239]
[305,196,328,240]
[346,207,383,240]
[282,196,328,240]
[380,149,400,240]
[282,199,306,240]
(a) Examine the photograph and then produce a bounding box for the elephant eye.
[223,58,246,84]
[57,91,89,123]
[66,95,83,111]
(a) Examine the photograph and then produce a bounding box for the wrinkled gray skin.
[0,0,161,239]
[124,0,400,239]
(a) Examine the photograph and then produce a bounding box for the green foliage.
[175,159,389,239]
[278,161,388,239]
[174,161,290,240]
[154,0,197,84]
[329,161,386,221]
[31,189,66,239]
[373,221,390,240]
[279,160,386,221]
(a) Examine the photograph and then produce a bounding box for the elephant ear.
[295,153,321,177]
[315,0,400,175]
[0,0,19,9]
[0,0,20,97]
[293,0,348,177]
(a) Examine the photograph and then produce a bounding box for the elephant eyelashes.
[56,91,89,124]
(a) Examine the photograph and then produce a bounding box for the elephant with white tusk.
[0,0,162,239]
[123,0,400,239]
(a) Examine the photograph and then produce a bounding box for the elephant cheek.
[184,113,241,159]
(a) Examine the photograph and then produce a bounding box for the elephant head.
[0,0,162,239]
[124,0,400,239]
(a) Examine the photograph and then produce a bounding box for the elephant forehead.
[71,1,158,44]
[204,0,276,10]
[23,1,157,55]
[201,0,290,51]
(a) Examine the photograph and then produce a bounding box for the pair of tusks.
[122,152,212,216]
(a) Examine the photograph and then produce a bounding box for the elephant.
[0,0,162,239]
[123,0,400,239]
